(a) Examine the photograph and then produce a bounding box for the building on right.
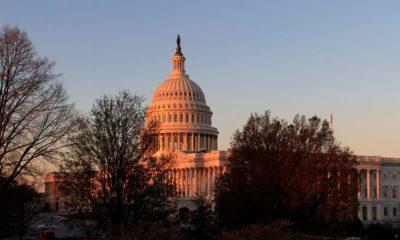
[357,155,400,223]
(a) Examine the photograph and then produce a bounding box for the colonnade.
[359,169,380,201]
[166,166,224,198]
[157,132,218,151]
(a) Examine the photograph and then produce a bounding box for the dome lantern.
[172,35,186,75]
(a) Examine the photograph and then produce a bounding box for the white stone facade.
[357,155,400,223]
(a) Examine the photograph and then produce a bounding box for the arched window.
[168,114,172,122]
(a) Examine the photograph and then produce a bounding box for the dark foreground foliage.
[0,178,40,239]
[215,111,359,235]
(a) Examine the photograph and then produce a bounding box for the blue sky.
[2,1,400,156]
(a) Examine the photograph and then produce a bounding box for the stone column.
[183,169,187,197]
[188,168,192,197]
[164,133,167,150]
[205,135,208,151]
[197,168,200,196]
[367,169,371,200]
[167,133,171,150]
[199,168,202,196]
[194,168,197,195]
[202,168,205,196]
[191,133,194,151]
[205,168,208,197]
[209,168,212,196]
[178,169,180,196]
[209,168,213,197]
[176,169,180,196]
[160,133,164,150]
[377,170,380,200]
[185,169,189,197]
[173,170,177,196]
[205,168,208,196]
[213,167,217,195]
[184,133,187,151]
[184,169,187,197]
[198,134,201,150]
[178,133,181,151]
[180,169,184,197]
[180,169,183,197]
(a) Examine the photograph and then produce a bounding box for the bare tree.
[0,26,76,183]
[60,91,174,238]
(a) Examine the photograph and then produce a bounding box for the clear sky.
[1,1,400,157]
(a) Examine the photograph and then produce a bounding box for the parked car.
[37,223,56,232]
[180,223,192,231]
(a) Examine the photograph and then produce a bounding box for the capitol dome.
[146,36,218,152]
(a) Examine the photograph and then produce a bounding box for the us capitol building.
[144,36,229,210]
[44,37,400,224]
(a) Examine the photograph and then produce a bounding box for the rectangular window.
[362,207,367,220]
[393,207,397,217]
[191,114,194,123]
[174,114,177,122]
[384,189,388,199]
[186,113,189,122]
[384,207,388,217]
[180,113,183,122]
[168,114,172,122]
[393,189,397,199]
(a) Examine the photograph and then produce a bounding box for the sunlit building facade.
[357,156,400,223]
